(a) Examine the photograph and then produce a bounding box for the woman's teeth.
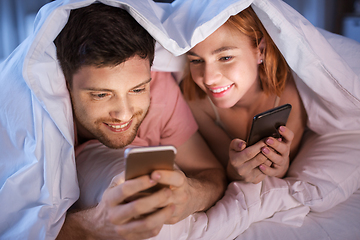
[210,84,232,93]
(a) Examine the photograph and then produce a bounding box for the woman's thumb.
[230,138,246,152]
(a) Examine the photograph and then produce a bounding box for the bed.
[237,189,360,240]
[77,0,360,239]
[1,0,359,239]
[76,128,360,240]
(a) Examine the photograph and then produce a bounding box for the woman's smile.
[207,83,234,97]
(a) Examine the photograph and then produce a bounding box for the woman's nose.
[203,63,221,86]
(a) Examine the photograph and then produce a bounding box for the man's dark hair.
[54,3,155,86]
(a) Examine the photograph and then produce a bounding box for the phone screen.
[124,145,176,180]
[247,104,292,146]
[124,145,176,200]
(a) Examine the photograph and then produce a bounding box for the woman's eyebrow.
[211,46,237,55]
[187,46,237,56]
[186,51,198,56]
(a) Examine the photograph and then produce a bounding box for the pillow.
[286,129,360,212]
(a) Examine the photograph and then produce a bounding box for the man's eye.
[131,88,145,94]
[91,93,109,99]
[220,56,233,61]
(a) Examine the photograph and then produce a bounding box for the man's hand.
[170,132,227,221]
[57,173,175,240]
[150,169,201,224]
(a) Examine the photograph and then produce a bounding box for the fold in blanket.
[0,0,359,239]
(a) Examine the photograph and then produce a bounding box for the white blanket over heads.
[0,0,359,239]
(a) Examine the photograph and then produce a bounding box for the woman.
[182,6,307,183]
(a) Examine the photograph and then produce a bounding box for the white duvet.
[0,0,359,239]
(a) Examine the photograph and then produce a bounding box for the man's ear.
[65,79,71,92]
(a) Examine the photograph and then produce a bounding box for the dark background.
[0,0,359,62]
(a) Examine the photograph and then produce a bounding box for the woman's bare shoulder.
[281,74,305,113]
[281,74,308,159]
[185,94,216,121]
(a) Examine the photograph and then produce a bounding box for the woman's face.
[187,23,263,108]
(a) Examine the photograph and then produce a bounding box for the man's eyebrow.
[132,77,152,89]
[82,87,112,91]
[82,78,152,91]
[187,46,238,57]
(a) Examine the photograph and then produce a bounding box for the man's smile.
[104,120,132,132]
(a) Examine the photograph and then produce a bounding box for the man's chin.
[98,134,136,149]
[99,139,133,149]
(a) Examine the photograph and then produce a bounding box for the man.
[55,3,227,239]
[0,2,225,240]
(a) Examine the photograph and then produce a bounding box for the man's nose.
[109,96,133,122]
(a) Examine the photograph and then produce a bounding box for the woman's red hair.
[182,6,290,101]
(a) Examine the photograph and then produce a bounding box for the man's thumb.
[109,172,125,188]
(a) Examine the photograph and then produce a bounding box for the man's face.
[69,55,151,149]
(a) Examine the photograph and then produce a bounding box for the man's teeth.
[108,122,130,129]
[210,84,232,93]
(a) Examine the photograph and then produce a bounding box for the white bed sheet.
[75,1,360,238]
[1,0,359,238]
[236,188,360,240]
[76,128,360,240]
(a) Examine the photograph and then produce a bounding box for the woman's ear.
[257,37,266,64]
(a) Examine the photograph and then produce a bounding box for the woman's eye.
[220,56,233,61]
[189,59,203,64]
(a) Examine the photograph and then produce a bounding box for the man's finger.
[103,175,157,206]
[150,170,185,188]
[115,204,175,238]
[107,187,173,224]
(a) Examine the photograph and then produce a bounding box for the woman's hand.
[227,139,270,183]
[226,126,294,183]
[258,126,294,178]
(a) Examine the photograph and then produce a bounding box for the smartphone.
[247,104,292,146]
[124,145,176,197]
